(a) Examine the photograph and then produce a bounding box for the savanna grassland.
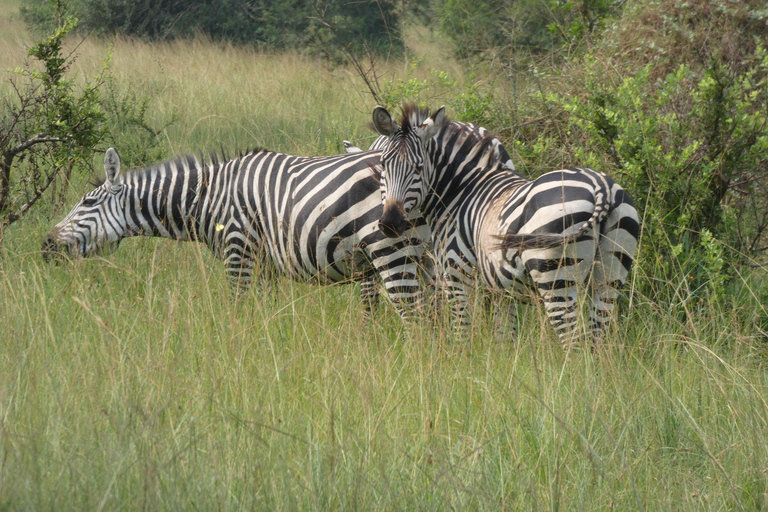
[1,0,768,509]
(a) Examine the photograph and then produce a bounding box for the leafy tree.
[0,15,107,239]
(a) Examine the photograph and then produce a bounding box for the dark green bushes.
[22,0,406,58]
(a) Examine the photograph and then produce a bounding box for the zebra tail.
[495,169,612,252]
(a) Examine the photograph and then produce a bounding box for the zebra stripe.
[42,147,429,320]
[372,104,640,343]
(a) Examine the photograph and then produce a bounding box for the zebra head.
[372,104,447,238]
[42,148,127,261]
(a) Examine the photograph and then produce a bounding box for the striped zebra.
[344,127,518,302]
[42,147,429,320]
[371,104,640,343]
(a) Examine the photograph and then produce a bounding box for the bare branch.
[10,134,66,156]
[308,0,384,104]
[2,163,60,227]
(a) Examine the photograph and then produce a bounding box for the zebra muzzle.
[41,235,68,263]
[379,201,410,238]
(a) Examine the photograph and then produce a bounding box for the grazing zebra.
[42,147,429,320]
[371,104,640,343]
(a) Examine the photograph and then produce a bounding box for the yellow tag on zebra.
[215,223,225,232]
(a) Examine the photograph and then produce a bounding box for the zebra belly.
[285,215,376,284]
[479,250,532,298]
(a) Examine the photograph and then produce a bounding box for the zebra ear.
[419,105,447,140]
[104,148,121,184]
[372,106,395,136]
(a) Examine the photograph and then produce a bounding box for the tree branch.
[10,134,66,156]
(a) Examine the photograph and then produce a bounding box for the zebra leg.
[222,222,259,296]
[440,257,476,330]
[360,271,380,318]
[525,241,595,346]
[368,245,423,322]
[489,292,519,338]
[224,245,255,296]
[590,199,639,339]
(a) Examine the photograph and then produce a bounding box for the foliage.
[434,0,618,60]
[99,79,177,168]
[380,58,495,126]
[21,0,408,58]
[511,0,768,302]
[0,14,106,238]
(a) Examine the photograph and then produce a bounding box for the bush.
[0,16,107,238]
[512,0,768,301]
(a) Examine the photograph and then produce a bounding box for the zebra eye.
[82,197,99,207]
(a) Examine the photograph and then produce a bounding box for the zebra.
[371,104,640,343]
[42,147,430,320]
[344,126,518,310]
[344,128,516,171]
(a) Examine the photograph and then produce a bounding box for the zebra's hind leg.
[525,244,594,347]
[589,198,640,340]
[490,292,519,339]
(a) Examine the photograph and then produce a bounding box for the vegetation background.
[1,0,767,509]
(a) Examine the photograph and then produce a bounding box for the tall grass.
[1,3,767,509]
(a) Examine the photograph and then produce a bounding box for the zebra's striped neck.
[116,153,216,243]
[422,128,527,227]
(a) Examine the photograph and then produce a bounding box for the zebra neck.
[122,155,207,242]
[423,148,527,236]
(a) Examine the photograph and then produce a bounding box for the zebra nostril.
[41,235,62,262]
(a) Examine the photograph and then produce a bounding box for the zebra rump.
[495,168,612,254]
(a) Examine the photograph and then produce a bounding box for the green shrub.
[380,59,495,126]
[0,15,107,235]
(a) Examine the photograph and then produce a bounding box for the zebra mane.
[436,122,507,176]
[90,148,264,188]
[396,103,452,137]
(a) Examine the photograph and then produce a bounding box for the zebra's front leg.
[360,271,380,319]
[371,248,423,323]
[440,261,476,333]
[224,246,255,297]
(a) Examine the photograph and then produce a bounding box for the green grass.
[2,3,768,509]
[3,232,768,510]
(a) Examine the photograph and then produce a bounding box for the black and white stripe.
[372,104,640,343]
[43,147,429,319]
